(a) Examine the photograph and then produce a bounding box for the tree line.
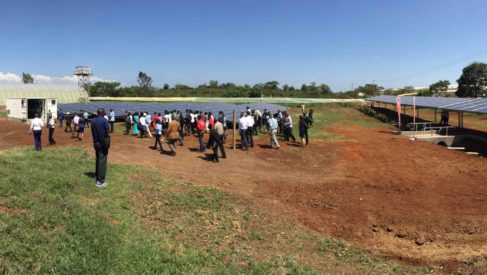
[86,72,340,98]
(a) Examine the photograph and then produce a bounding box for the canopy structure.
[368,95,487,113]
[366,95,487,128]
[0,84,84,105]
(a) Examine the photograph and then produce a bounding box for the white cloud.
[0,72,22,83]
[0,72,116,84]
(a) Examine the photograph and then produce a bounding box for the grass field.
[0,146,431,274]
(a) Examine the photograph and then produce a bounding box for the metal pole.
[232,110,236,150]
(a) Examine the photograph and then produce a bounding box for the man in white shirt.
[48,115,56,145]
[29,113,44,151]
[139,114,147,138]
[109,109,115,133]
[238,112,248,150]
[245,111,254,147]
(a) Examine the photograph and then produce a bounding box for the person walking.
[139,113,147,138]
[124,112,132,135]
[83,110,90,129]
[283,112,296,142]
[298,115,308,147]
[166,115,180,156]
[48,114,56,145]
[58,109,64,128]
[109,109,115,133]
[78,117,85,141]
[29,113,44,151]
[153,118,164,152]
[65,113,73,132]
[268,113,280,149]
[196,115,206,152]
[132,112,140,136]
[212,118,227,162]
[238,112,249,150]
[91,108,110,187]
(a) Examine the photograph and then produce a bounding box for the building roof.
[0,84,86,105]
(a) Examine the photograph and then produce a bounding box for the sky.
[1,0,487,91]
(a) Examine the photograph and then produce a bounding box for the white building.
[6,97,57,121]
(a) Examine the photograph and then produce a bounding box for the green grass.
[290,104,386,141]
[0,147,433,274]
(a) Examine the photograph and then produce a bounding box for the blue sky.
[1,0,486,91]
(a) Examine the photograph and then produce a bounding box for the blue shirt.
[268,118,278,130]
[58,111,64,120]
[91,116,109,145]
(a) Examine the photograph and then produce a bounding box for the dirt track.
[1,107,486,268]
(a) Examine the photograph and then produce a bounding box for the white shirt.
[190,113,195,123]
[164,114,172,122]
[30,118,44,131]
[48,117,56,128]
[246,115,254,128]
[140,117,147,126]
[238,117,248,130]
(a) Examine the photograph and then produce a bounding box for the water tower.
[73,66,92,103]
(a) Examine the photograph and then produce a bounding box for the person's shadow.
[198,154,214,162]
[84,172,96,179]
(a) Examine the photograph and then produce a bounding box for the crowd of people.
[32,106,315,155]
[29,106,314,187]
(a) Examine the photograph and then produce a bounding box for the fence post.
[232,110,236,150]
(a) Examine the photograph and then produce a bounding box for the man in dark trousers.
[91,108,110,187]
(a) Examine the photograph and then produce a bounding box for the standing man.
[109,109,115,133]
[166,115,180,156]
[124,111,132,135]
[268,113,280,149]
[245,111,254,147]
[196,115,206,152]
[91,108,110,187]
[83,110,90,128]
[283,112,296,142]
[29,113,44,151]
[48,114,56,145]
[58,109,64,128]
[65,112,72,132]
[238,112,248,150]
[212,118,227,162]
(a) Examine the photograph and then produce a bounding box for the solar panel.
[58,101,287,122]
[368,95,487,114]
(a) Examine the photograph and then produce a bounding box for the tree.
[354,84,383,96]
[282,84,289,92]
[137,71,152,88]
[87,81,121,97]
[300,84,307,91]
[319,84,332,94]
[22,72,33,84]
[264,81,279,89]
[163,83,170,90]
[456,62,487,98]
[429,80,450,96]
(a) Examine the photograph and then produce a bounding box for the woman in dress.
[132,112,140,136]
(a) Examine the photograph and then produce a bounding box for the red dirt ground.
[1,108,486,269]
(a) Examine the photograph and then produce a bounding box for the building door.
[27,99,44,119]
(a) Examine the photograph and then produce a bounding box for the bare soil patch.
[1,108,486,269]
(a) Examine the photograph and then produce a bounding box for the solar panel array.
[58,101,287,121]
[368,95,487,114]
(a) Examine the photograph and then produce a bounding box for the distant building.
[0,84,84,105]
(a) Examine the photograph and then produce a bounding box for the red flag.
[396,96,401,128]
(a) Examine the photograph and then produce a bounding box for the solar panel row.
[368,96,487,114]
[58,102,288,121]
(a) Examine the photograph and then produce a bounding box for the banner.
[396,96,401,128]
